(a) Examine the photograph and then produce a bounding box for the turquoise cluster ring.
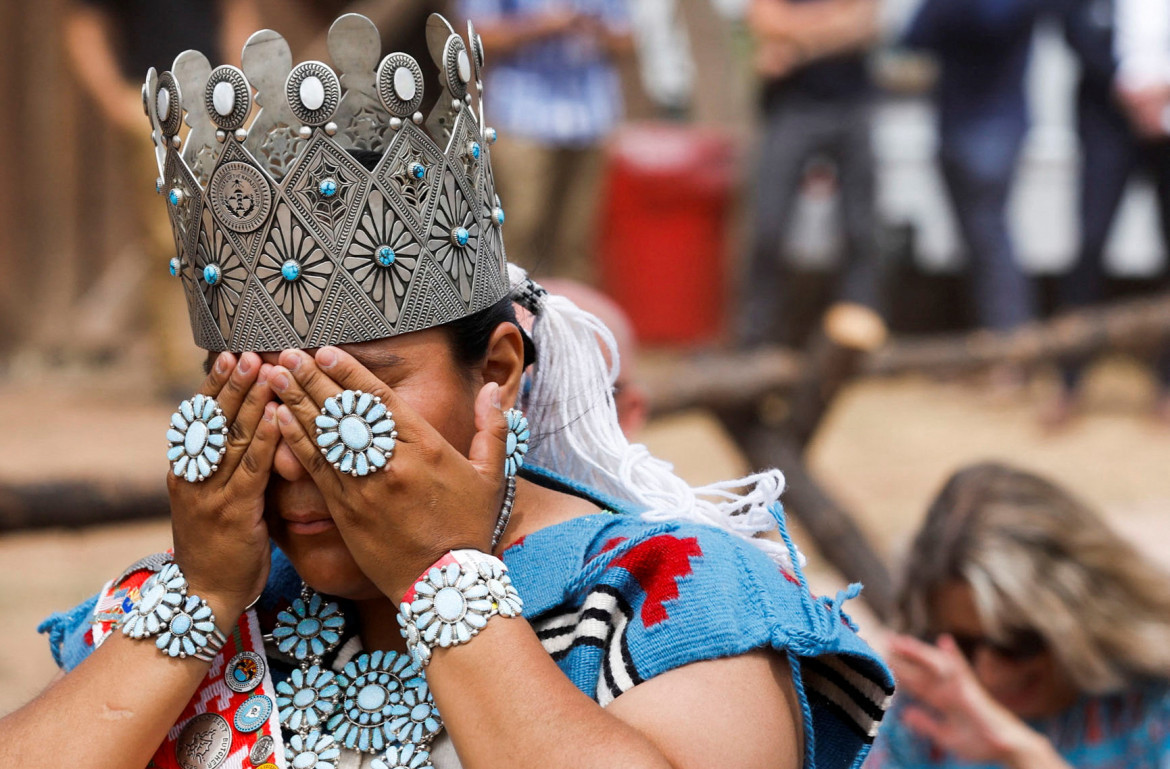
[167,394,229,482]
[316,389,397,477]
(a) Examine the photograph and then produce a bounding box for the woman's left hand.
[889,634,1058,768]
[268,346,511,602]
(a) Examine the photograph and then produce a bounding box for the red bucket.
[598,123,737,345]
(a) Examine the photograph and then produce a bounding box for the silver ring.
[316,389,397,476]
[167,394,228,482]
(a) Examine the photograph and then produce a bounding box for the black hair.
[444,296,536,372]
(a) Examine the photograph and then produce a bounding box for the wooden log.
[0,481,167,533]
[783,303,887,449]
[648,292,1170,416]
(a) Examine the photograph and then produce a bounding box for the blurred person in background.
[459,0,634,284]
[737,0,881,349]
[1046,0,1170,427]
[867,461,1170,769]
[63,0,260,393]
[901,0,1042,349]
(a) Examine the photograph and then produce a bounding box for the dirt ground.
[3,356,1170,715]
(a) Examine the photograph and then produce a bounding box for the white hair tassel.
[509,264,804,575]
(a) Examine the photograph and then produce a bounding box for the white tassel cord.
[509,265,805,574]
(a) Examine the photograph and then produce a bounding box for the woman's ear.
[480,323,526,408]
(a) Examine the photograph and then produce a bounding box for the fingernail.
[238,355,253,374]
[215,353,230,375]
[258,363,271,383]
[271,372,289,391]
[286,351,303,371]
[318,347,338,368]
[263,402,276,422]
[277,405,293,425]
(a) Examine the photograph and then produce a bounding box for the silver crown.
[144,13,509,351]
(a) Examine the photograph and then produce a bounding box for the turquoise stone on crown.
[451,227,470,247]
[281,259,302,281]
[375,245,395,266]
[168,188,183,206]
[493,207,505,226]
[169,257,181,276]
[484,127,498,144]
[203,263,221,286]
[408,162,426,180]
[467,141,481,160]
[319,178,339,197]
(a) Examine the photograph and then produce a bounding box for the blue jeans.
[1059,82,1170,387]
[939,120,1035,330]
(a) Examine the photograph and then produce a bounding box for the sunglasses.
[934,629,1047,663]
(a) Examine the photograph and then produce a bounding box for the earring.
[503,409,530,478]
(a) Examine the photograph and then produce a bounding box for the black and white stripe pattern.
[533,585,643,706]
[802,654,894,742]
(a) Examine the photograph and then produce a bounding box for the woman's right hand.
[168,351,280,624]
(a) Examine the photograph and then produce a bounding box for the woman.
[868,462,1170,768]
[0,11,890,769]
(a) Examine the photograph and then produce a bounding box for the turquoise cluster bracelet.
[397,549,524,667]
[120,561,227,662]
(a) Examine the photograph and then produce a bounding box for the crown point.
[169,257,181,276]
[234,128,248,142]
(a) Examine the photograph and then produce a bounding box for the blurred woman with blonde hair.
[867,461,1170,769]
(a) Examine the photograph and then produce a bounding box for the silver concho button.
[175,713,232,769]
[224,650,266,692]
[249,734,275,765]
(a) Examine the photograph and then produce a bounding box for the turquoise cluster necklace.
[271,588,442,769]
